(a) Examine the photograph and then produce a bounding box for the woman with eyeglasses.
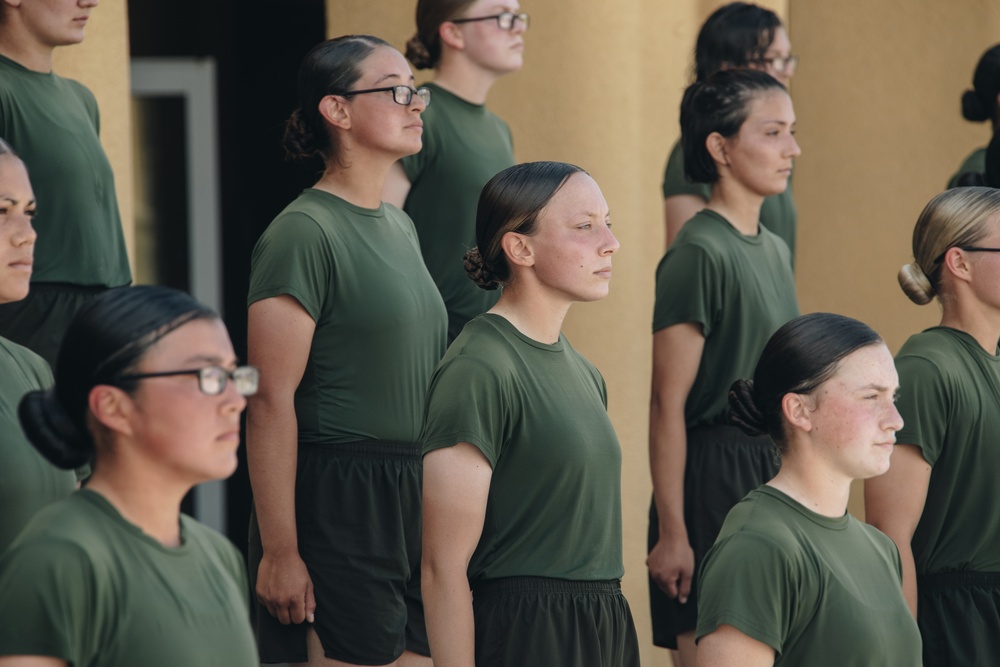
[662,2,798,264]
[246,35,446,667]
[866,187,1000,665]
[382,0,527,343]
[647,68,800,667]
[0,285,259,667]
[421,161,640,667]
[0,138,75,556]
[947,45,1000,188]
[696,313,921,667]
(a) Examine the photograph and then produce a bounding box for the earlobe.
[706,132,729,168]
[88,385,136,439]
[500,231,535,269]
[318,95,350,131]
[781,392,813,433]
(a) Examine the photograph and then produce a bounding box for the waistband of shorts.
[300,439,422,460]
[29,282,111,295]
[688,423,774,447]
[471,576,622,597]
[919,571,1000,590]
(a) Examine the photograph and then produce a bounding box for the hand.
[256,550,317,625]
[647,534,695,604]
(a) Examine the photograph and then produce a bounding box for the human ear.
[941,247,973,285]
[318,95,351,131]
[500,231,535,269]
[781,392,814,433]
[438,20,465,51]
[706,132,729,167]
[87,385,136,438]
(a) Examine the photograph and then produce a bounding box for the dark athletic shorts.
[249,440,429,665]
[919,571,1000,666]
[0,282,110,367]
[471,577,640,667]
[647,424,778,649]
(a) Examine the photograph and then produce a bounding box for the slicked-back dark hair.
[694,2,782,82]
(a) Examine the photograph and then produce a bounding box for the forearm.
[649,397,688,539]
[422,561,476,667]
[246,393,300,553]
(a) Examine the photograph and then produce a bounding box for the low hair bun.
[405,35,433,70]
[464,246,500,290]
[728,378,768,437]
[18,389,94,470]
[282,108,321,161]
[898,262,935,305]
[962,89,990,122]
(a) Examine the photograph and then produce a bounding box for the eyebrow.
[181,354,235,366]
[372,72,415,85]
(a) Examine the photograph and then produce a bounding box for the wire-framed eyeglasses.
[451,11,530,31]
[115,365,260,397]
[335,85,431,106]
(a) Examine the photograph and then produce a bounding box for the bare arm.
[382,161,412,209]
[647,322,705,603]
[0,658,67,667]
[422,443,493,667]
[663,194,708,249]
[864,444,931,618]
[246,295,317,625]
[698,625,776,667]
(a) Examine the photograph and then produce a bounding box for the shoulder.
[895,329,966,382]
[180,515,246,575]
[0,336,53,388]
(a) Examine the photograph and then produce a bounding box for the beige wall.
[51,0,134,269]
[329,1,998,663]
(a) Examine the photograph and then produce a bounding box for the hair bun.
[728,379,767,437]
[18,389,93,470]
[282,108,321,161]
[897,262,935,305]
[962,89,991,122]
[464,246,501,290]
[405,35,433,70]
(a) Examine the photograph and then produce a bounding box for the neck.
[85,466,188,548]
[312,151,392,209]
[0,27,55,73]
[488,281,571,345]
[767,450,851,518]
[707,179,766,236]
[432,57,501,106]
[939,296,1000,353]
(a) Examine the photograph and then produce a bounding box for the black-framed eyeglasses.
[752,54,799,74]
[115,365,260,397]
[934,246,1000,264]
[334,85,431,106]
[451,11,530,31]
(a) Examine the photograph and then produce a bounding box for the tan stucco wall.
[328,1,1000,663]
[51,0,134,270]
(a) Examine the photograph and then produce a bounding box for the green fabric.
[661,140,797,267]
[895,327,1000,574]
[0,336,74,553]
[947,146,987,188]
[0,54,130,287]
[696,486,922,666]
[422,314,624,581]
[400,83,512,341]
[248,189,446,445]
[0,490,257,666]
[652,209,799,426]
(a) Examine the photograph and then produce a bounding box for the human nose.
[601,225,620,255]
[79,0,99,7]
[12,212,38,247]
[221,374,248,414]
[787,133,801,158]
[884,401,904,434]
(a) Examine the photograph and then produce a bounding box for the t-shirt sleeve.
[247,211,334,321]
[0,539,101,663]
[695,531,799,655]
[662,140,712,201]
[421,354,511,467]
[894,354,949,465]
[652,240,723,335]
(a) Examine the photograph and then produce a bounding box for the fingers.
[678,567,693,604]
[305,580,317,624]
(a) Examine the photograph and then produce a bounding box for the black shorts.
[472,577,640,667]
[0,283,110,366]
[647,424,778,649]
[249,440,429,665]
[919,570,1000,666]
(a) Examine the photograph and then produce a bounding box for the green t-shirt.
[946,146,987,188]
[0,54,131,286]
[0,490,257,666]
[652,209,799,426]
[400,83,513,342]
[422,314,624,581]
[895,326,1000,574]
[662,140,797,267]
[697,486,922,666]
[0,337,74,553]
[248,189,447,445]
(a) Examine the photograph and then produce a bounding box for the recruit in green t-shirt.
[401,83,514,341]
[422,314,625,582]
